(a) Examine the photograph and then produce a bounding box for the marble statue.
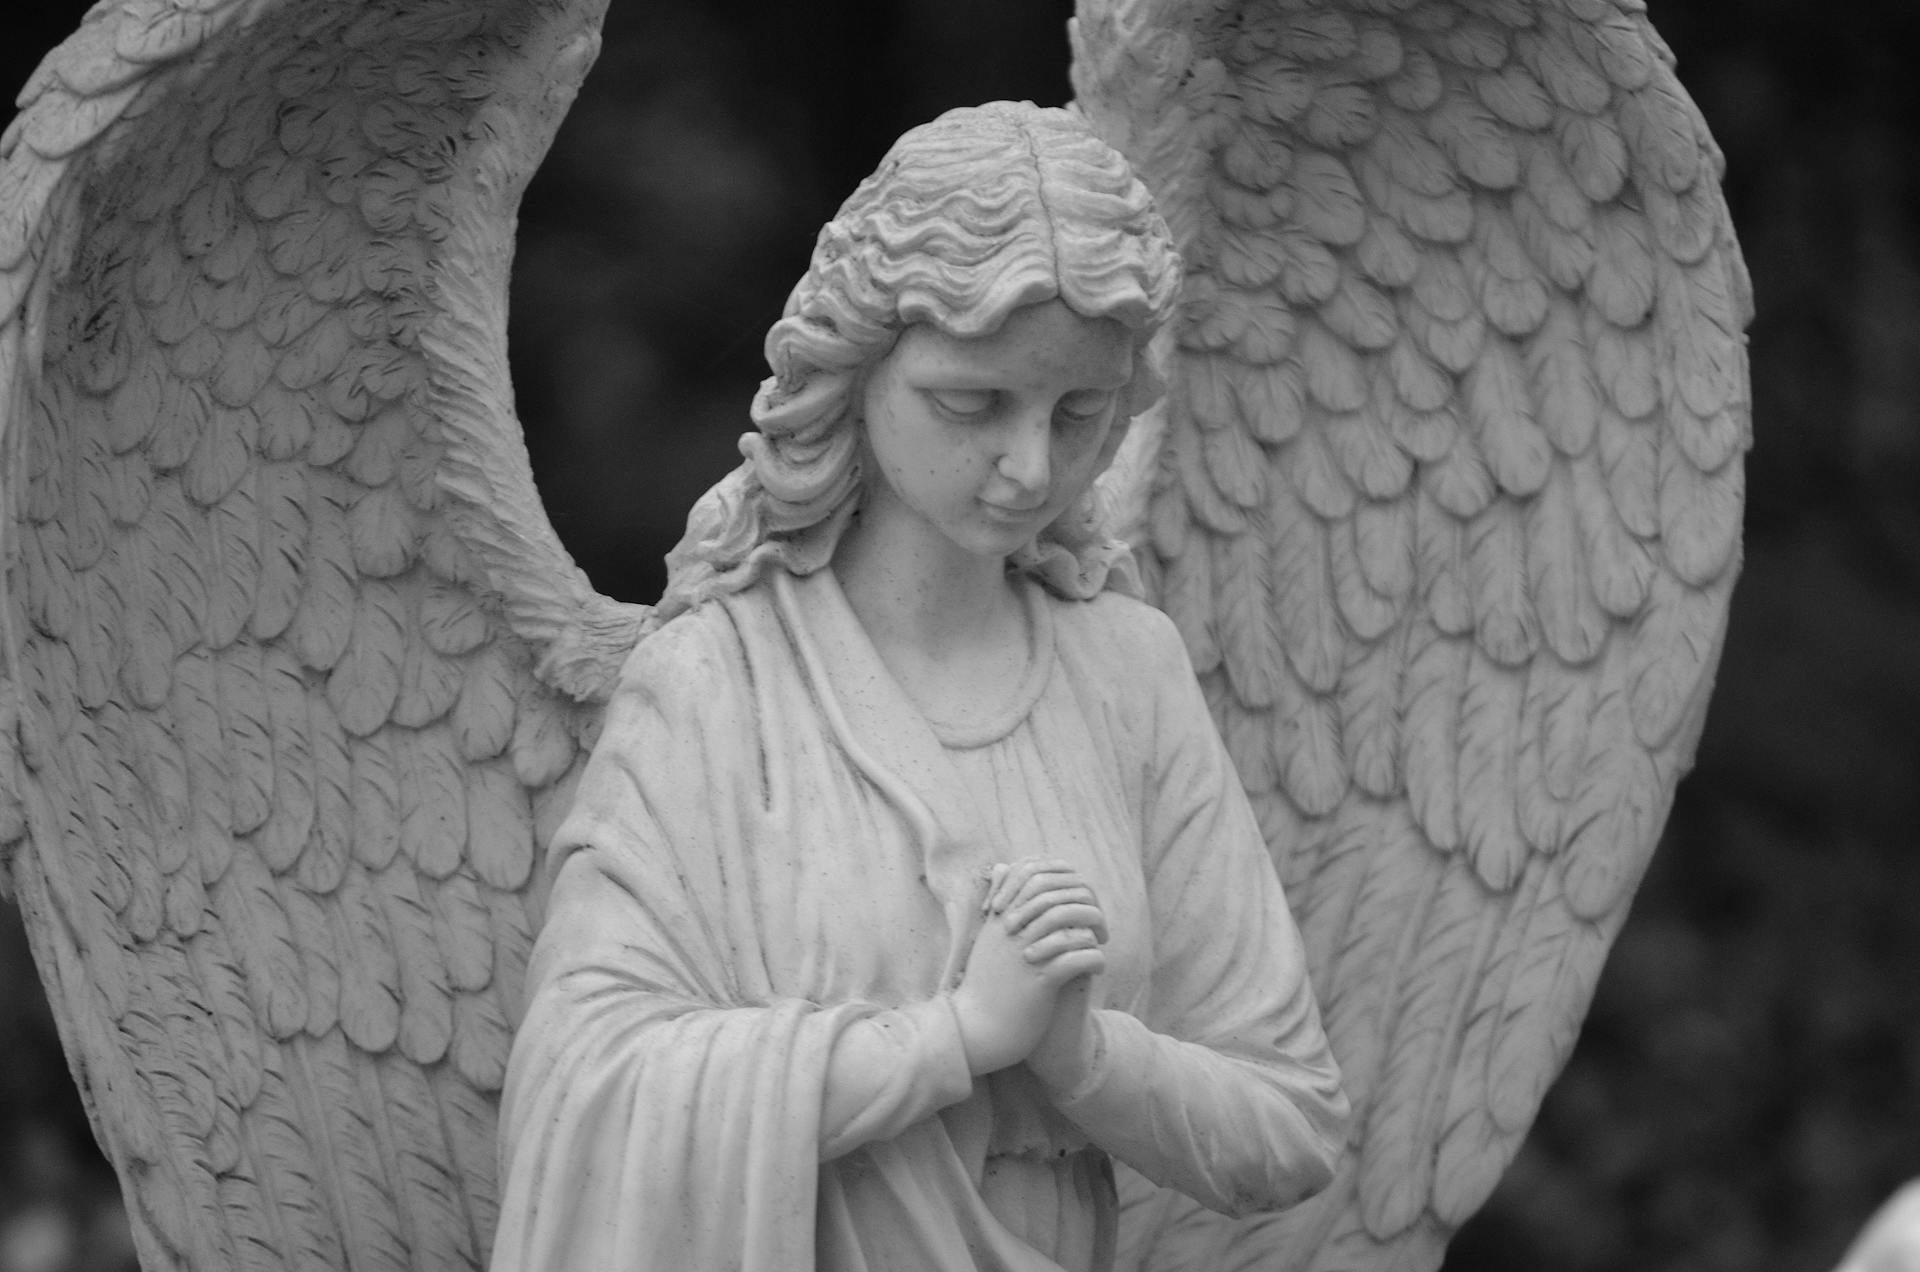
[488,104,1349,1272]
[0,2,1750,1272]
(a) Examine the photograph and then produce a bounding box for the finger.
[1022,926,1101,963]
[1007,895,1103,937]
[1006,903,1113,953]
[1035,947,1106,986]
[995,858,1075,911]
[1006,872,1098,922]
[1013,903,1105,941]
[982,863,1011,913]
[987,860,1033,913]
[988,858,1075,913]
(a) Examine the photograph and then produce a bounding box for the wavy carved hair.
[653,101,1181,624]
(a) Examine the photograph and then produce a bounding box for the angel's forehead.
[890,299,1132,387]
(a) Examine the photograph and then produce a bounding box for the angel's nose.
[996,415,1051,494]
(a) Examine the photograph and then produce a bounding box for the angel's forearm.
[1042,1008,1347,1219]
[817,995,974,1161]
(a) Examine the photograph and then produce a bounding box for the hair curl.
[653,101,1181,625]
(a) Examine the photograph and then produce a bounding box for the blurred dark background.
[2,2,1916,1270]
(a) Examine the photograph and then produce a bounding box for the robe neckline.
[919,577,1055,749]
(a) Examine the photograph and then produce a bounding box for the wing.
[0,1,641,1268]
[1074,2,1751,1268]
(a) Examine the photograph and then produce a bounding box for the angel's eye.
[925,389,996,420]
[1055,390,1116,428]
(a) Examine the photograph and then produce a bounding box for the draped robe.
[492,568,1347,1271]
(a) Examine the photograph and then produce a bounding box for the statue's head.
[659,101,1180,619]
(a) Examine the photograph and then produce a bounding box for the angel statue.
[0,0,1749,1270]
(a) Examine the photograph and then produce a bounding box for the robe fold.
[492,568,1347,1272]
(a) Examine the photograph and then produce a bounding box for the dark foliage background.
[2,2,1916,1270]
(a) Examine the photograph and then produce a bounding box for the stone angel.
[0,2,1749,1271]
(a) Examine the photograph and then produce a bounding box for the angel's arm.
[1037,609,1349,1218]
[818,997,975,1157]
[503,623,976,1177]
[525,847,975,1161]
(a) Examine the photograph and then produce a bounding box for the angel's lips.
[979,498,1047,522]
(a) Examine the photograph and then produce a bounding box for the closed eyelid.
[1057,389,1118,417]
[924,387,996,416]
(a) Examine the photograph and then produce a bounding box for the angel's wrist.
[1031,1009,1104,1097]
[945,988,1016,1077]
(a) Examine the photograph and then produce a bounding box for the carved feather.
[377,861,456,1067]
[1332,513,1401,643]
[1358,858,1497,1237]
[1339,610,1406,802]
[0,5,618,1270]
[371,1053,479,1272]
[297,684,354,896]
[299,1031,413,1272]
[429,871,495,996]
[1526,461,1607,666]
[1074,0,1748,1266]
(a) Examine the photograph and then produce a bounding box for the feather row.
[376,862,455,1067]
[431,1062,502,1233]
[1294,805,1394,1076]
[365,1054,478,1272]
[1400,619,1467,852]
[170,647,235,880]
[1626,568,1726,753]
[508,687,578,790]
[1212,525,1283,710]
[208,847,305,1040]
[282,1033,411,1272]
[1269,468,1345,693]
[1271,662,1348,818]
[1526,461,1607,665]
[1465,498,1539,666]
[1485,869,1606,1134]
[330,861,403,1054]
[1429,861,1542,1223]
[397,725,468,880]
[290,479,357,672]
[1331,513,1400,643]
[281,879,342,1039]
[1655,431,1742,589]
[1358,857,1500,1238]
[296,684,354,895]
[1338,618,1406,799]
[1513,666,1569,855]
[466,759,535,892]
[428,870,496,995]
[1414,489,1473,636]
[217,641,276,838]
[328,578,407,736]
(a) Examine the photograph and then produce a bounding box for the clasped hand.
[950,858,1107,1085]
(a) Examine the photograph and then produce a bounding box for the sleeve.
[490,617,971,1272]
[1040,608,1350,1219]
[492,847,852,1272]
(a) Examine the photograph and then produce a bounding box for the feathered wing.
[1074,2,1750,1269]
[0,1,642,1268]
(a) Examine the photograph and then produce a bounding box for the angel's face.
[856,298,1133,564]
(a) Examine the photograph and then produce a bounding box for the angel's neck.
[833,549,1028,731]
[830,511,1020,667]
